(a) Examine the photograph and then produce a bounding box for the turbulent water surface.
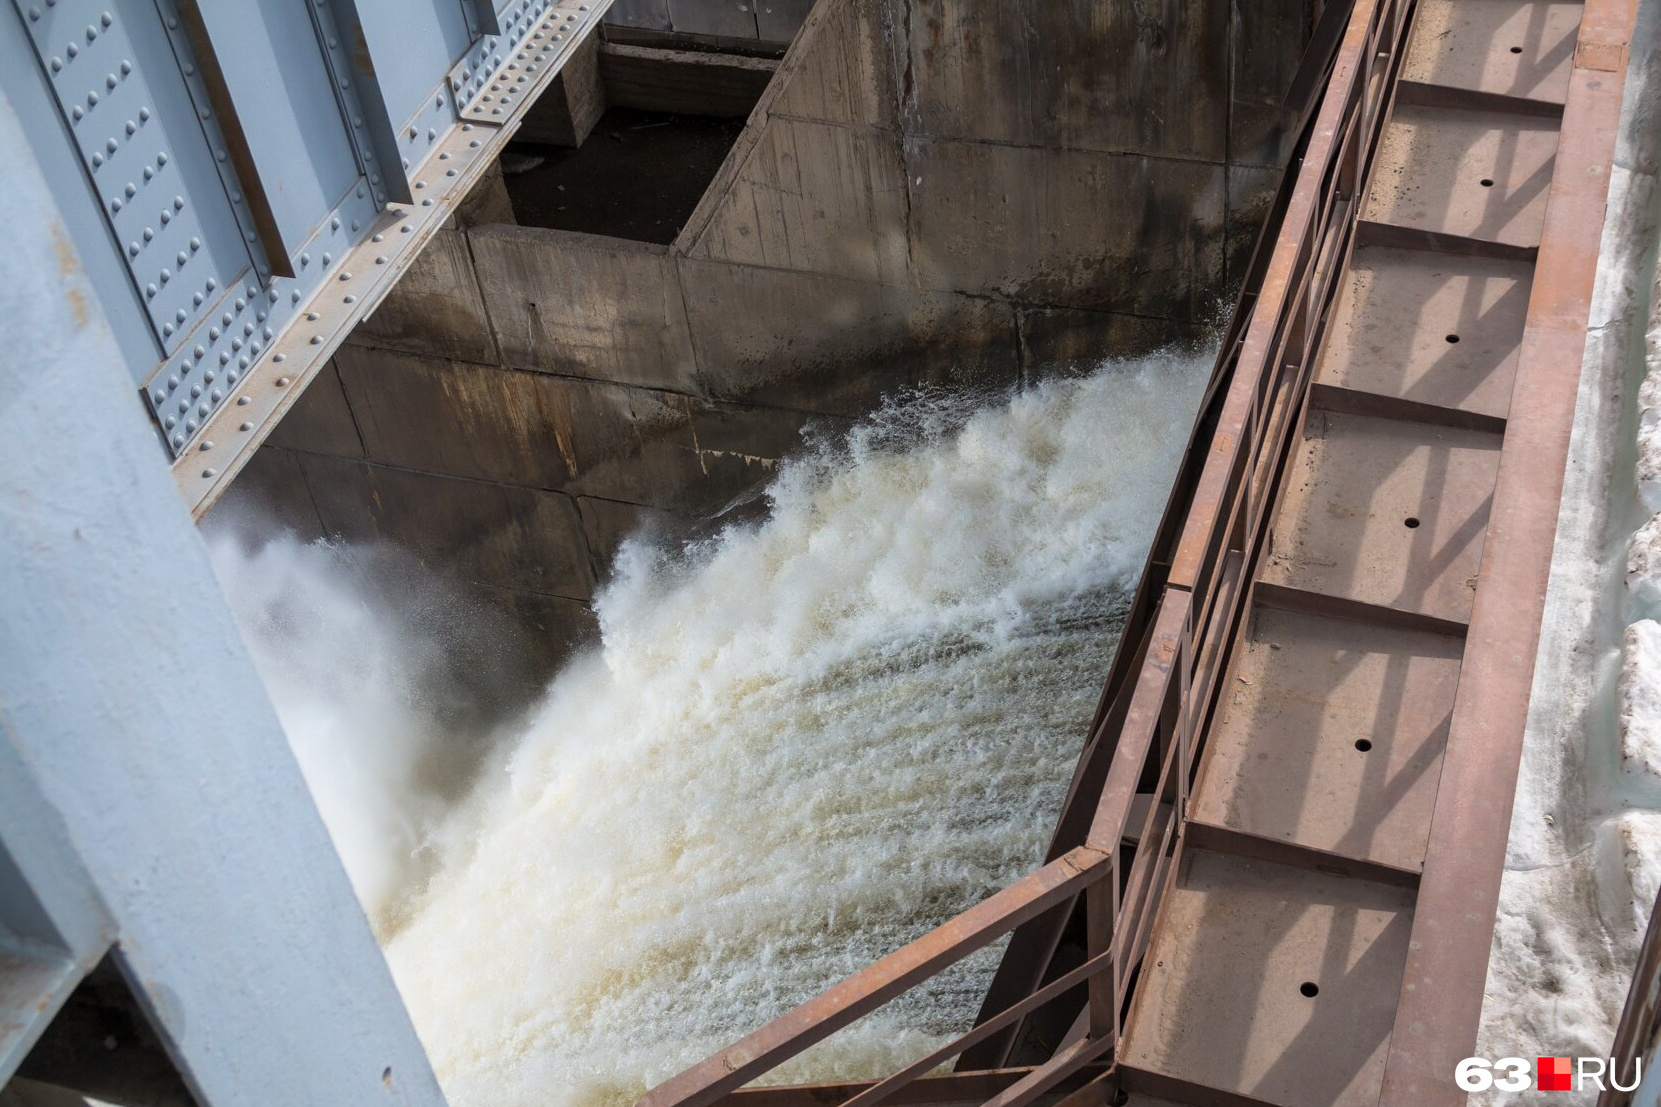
[212,350,1207,1107]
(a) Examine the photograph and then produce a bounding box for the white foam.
[222,350,1204,1107]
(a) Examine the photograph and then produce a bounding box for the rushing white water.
[213,349,1207,1107]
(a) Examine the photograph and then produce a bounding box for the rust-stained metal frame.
[633,0,1420,1099]
[1377,0,1639,1098]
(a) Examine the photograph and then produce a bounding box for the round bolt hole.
[1300,981,1320,998]
[1356,738,1373,752]
[1445,333,1460,344]
[1110,1091,1130,1107]
[1404,517,1421,529]
[1510,45,1523,53]
[1480,178,1495,187]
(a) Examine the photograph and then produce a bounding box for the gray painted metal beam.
[0,89,446,1107]
[1,0,613,516]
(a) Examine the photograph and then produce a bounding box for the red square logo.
[1538,1057,1572,1091]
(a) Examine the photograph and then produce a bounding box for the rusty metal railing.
[635,0,1416,1101]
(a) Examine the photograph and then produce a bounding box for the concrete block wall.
[219,0,1312,678]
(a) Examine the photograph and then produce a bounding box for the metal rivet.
[237,395,251,406]
[199,440,213,452]
[277,376,292,386]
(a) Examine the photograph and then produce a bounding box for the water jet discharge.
[2,0,1661,1103]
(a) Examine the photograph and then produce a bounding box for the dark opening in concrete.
[502,106,747,244]
[497,32,778,244]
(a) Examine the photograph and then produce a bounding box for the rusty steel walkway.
[633,0,1642,1102]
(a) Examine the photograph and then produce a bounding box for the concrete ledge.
[600,42,778,117]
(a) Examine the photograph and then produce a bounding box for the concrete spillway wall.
[219,0,1312,677]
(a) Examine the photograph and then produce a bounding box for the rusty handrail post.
[1601,889,1661,1106]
